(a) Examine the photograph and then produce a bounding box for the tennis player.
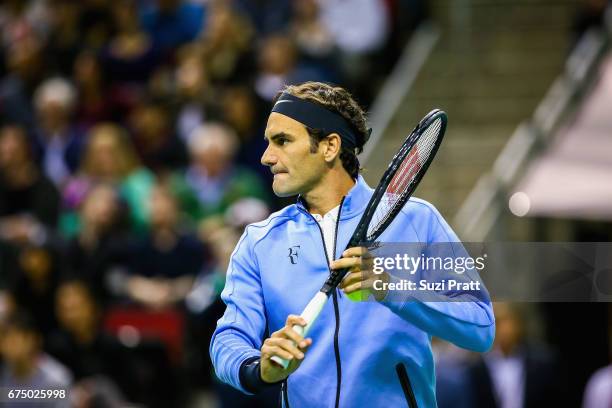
[210,82,495,407]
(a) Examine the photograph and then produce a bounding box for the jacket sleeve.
[380,201,496,352]
[209,227,267,394]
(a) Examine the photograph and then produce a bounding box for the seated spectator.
[120,184,208,310]
[44,1,83,76]
[100,0,161,85]
[139,0,206,54]
[47,280,131,401]
[254,34,332,102]
[197,3,255,84]
[128,100,188,172]
[173,46,211,144]
[49,279,179,407]
[61,123,154,236]
[0,33,45,133]
[254,34,298,101]
[0,125,59,246]
[290,0,336,62]
[0,312,72,403]
[171,122,270,222]
[31,77,84,187]
[9,244,62,335]
[63,185,127,304]
[72,51,114,129]
[220,85,270,181]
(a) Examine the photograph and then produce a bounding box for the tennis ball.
[347,289,369,302]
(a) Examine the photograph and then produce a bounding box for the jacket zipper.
[396,363,418,408]
[298,197,345,408]
[331,201,343,408]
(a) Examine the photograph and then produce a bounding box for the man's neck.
[303,170,355,216]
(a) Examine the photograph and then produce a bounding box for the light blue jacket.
[210,176,495,408]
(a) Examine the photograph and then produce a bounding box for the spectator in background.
[0,0,50,49]
[9,244,62,335]
[198,2,255,85]
[290,0,337,70]
[220,85,269,181]
[61,123,154,236]
[139,0,206,54]
[0,125,59,245]
[172,122,270,222]
[72,50,114,129]
[62,185,126,304]
[44,1,83,76]
[0,312,72,405]
[317,0,390,102]
[173,45,211,144]
[255,33,334,102]
[0,34,45,132]
[317,0,388,56]
[31,77,84,187]
[469,303,568,408]
[78,0,115,51]
[254,34,298,101]
[121,184,208,310]
[128,99,188,172]
[101,0,161,86]
[47,280,131,403]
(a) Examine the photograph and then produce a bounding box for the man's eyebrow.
[264,132,291,141]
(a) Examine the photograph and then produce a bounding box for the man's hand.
[334,246,389,301]
[260,315,312,383]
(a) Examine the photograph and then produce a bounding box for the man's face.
[261,113,328,197]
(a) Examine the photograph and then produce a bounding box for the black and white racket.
[271,109,448,368]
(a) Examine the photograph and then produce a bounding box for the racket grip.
[269,292,328,369]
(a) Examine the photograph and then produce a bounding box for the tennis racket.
[271,109,448,368]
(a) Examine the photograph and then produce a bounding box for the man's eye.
[277,137,287,145]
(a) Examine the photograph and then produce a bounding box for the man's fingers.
[339,270,363,289]
[343,281,365,294]
[264,338,306,360]
[330,257,361,271]
[286,314,307,328]
[342,246,369,258]
[262,344,295,361]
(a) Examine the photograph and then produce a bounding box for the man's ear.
[323,133,341,162]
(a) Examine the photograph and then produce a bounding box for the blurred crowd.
[0,0,427,406]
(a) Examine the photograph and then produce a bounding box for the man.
[210,81,495,407]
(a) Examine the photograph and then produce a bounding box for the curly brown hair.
[275,82,370,179]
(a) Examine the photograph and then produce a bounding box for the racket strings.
[366,118,443,239]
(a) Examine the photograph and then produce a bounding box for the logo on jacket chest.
[288,245,300,264]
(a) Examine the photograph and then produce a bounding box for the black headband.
[271,92,362,150]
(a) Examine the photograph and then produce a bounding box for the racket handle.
[269,292,328,369]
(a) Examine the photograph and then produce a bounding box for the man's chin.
[271,182,298,198]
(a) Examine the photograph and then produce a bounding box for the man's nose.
[261,145,276,167]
